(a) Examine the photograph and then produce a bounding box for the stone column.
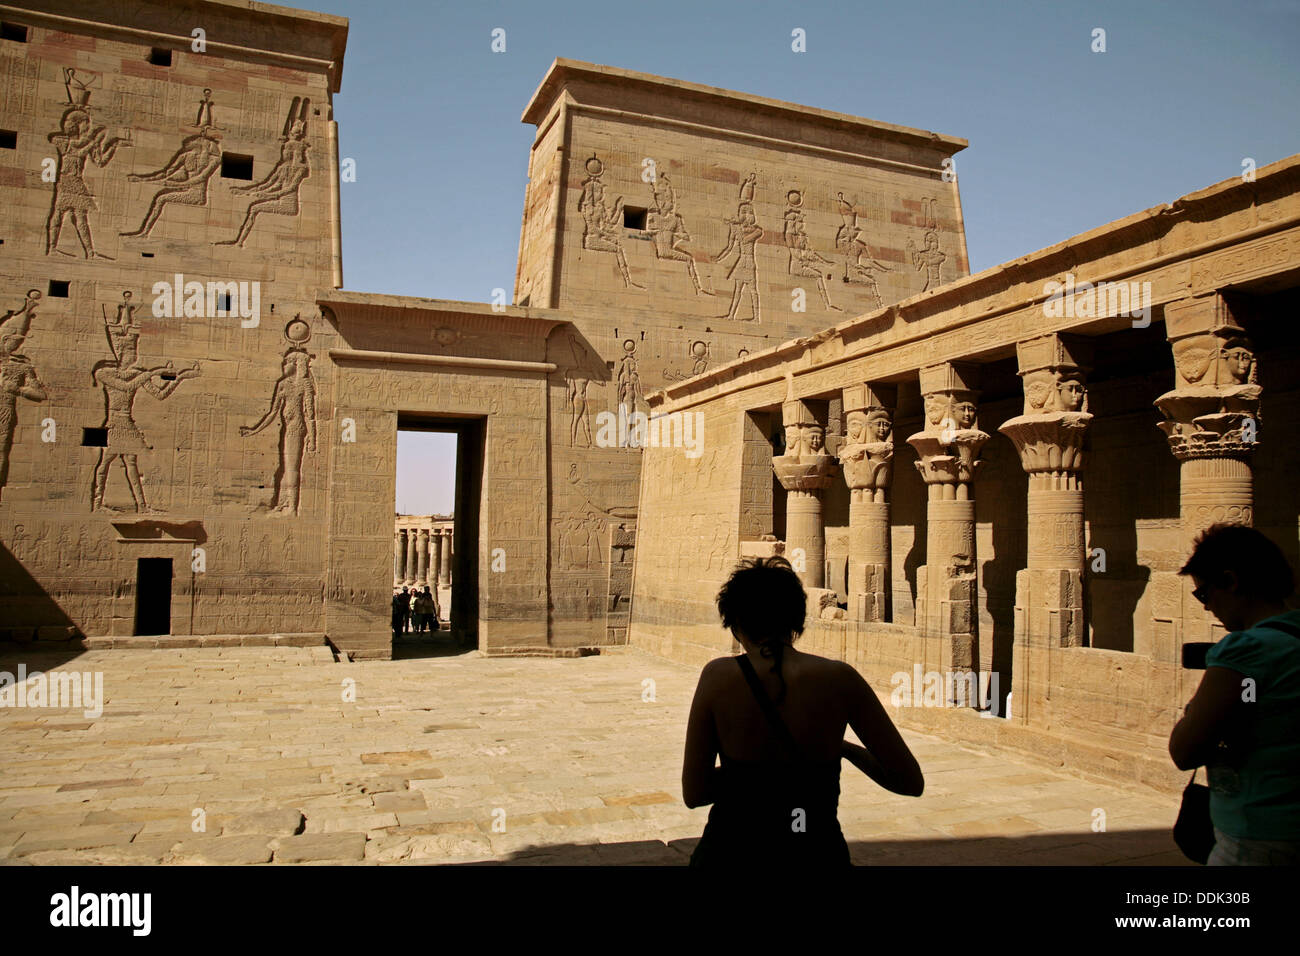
[841,383,896,622]
[1154,294,1260,648]
[907,362,988,693]
[416,528,429,586]
[772,396,839,602]
[406,528,418,586]
[999,335,1093,723]
[430,528,442,585]
[438,531,451,586]
[394,531,403,586]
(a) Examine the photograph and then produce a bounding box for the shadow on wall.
[0,541,79,640]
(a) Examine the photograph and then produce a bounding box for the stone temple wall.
[0,0,347,644]
[522,60,970,647]
[629,155,1300,793]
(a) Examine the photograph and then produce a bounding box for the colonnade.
[768,293,1261,702]
[393,523,453,588]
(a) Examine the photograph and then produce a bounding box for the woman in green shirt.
[1170,524,1300,865]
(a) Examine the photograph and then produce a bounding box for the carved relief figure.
[906,198,947,293]
[577,155,643,289]
[661,340,710,383]
[834,193,889,308]
[783,189,841,312]
[0,290,47,502]
[217,98,311,248]
[716,172,762,321]
[90,292,201,512]
[616,338,645,413]
[45,69,132,259]
[564,333,598,447]
[647,171,712,295]
[1221,339,1256,385]
[121,91,222,239]
[239,318,317,515]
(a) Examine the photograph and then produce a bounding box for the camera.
[1181,642,1213,670]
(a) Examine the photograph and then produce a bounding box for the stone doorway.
[133,557,172,636]
[392,416,482,659]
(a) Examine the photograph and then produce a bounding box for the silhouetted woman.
[683,557,924,866]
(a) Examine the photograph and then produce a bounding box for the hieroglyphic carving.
[121,91,222,239]
[661,340,710,382]
[240,317,317,515]
[578,155,643,289]
[217,97,310,247]
[90,293,201,513]
[0,51,40,114]
[648,172,713,295]
[46,69,132,259]
[783,189,840,312]
[0,291,47,503]
[906,197,947,293]
[835,193,890,308]
[717,172,762,321]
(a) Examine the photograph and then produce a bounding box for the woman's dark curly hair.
[716,556,806,702]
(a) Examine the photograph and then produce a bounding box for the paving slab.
[0,645,1188,865]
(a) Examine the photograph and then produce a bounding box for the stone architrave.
[393,531,403,585]
[406,529,417,586]
[907,362,988,691]
[416,528,429,585]
[840,383,896,622]
[1155,294,1260,647]
[438,531,451,586]
[772,393,839,596]
[1000,334,1094,653]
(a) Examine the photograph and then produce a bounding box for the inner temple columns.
[841,384,896,622]
[907,362,987,694]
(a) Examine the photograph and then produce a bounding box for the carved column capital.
[840,383,895,495]
[772,397,839,491]
[1000,333,1095,477]
[907,362,988,489]
[1155,294,1260,462]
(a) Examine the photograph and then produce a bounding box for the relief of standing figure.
[0,290,47,503]
[241,342,317,515]
[90,292,201,513]
[45,69,131,259]
[717,172,763,322]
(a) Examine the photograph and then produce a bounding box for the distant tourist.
[1170,523,1300,865]
[416,587,436,633]
[683,556,924,866]
[391,587,408,640]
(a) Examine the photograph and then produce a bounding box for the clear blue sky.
[337,0,1300,514]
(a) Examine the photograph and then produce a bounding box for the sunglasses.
[1192,584,1211,606]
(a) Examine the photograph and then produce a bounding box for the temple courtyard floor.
[0,642,1189,866]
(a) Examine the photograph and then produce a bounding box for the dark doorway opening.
[134,557,172,636]
[393,415,483,659]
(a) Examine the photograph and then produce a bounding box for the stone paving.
[0,642,1190,865]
